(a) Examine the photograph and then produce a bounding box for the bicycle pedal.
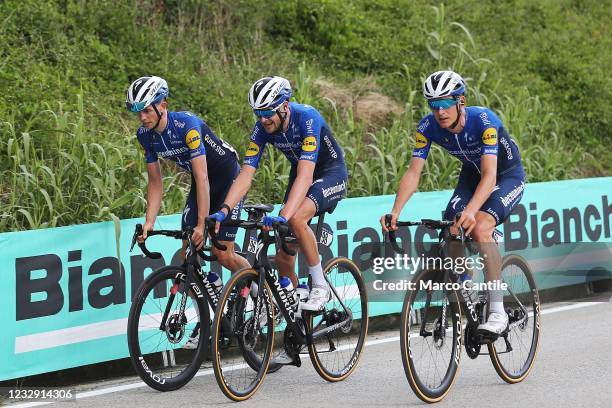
[272,353,301,367]
[475,330,499,344]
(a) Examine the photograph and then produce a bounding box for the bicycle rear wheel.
[127,266,209,391]
[212,268,274,401]
[488,254,541,383]
[307,257,368,381]
[400,268,461,403]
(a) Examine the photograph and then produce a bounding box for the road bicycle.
[126,204,275,391]
[384,215,540,403]
[208,210,369,401]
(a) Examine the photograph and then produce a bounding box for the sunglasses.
[253,105,283,118]
[428,98,459,110]
[126,101,148,113]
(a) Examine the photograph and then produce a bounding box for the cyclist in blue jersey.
[381,70,526,334]
[126,76,251,347]
[210,76,348,312]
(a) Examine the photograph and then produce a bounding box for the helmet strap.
[276,103,289,132]
[449,96,463,131]
[152,104,164,131]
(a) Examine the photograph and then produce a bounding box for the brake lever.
[276,223,297,256]
[130,224,142,252]
[205,217,227,251]
[132,223,162,259]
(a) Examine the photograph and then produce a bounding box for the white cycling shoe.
[183,335,199,349]
[477,312,509,335]
[300,286,331,311]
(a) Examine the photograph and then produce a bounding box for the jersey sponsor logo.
[185,129,201,149]
[450,195,461,210]
[499,136,513,159]
[173,120,185,129]
[417,118,430,133]
[246,141,260,157]
[159,147,188,158]
[203,134,227,156]
[302,136,317,152]
[300,153,316,161]
[275,141,301,149]
[482,127,497,146]
[448,147,481,156]
[323,135,338,159]
[415,132,428,149]
[322,180,346,198]
[500,181,525,208]
[486,208,500,223]
[479,111,492,127]
[305,118,314,134]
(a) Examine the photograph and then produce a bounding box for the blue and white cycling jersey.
[136,111,238,179]
[412,107,522,175]
[243,102,346,177]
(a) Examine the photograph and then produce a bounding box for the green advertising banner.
[1,177,610,380]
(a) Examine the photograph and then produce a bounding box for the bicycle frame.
[215,215,354,348]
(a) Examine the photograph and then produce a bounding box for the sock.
[308,263,327,288]
[488,281,505,315]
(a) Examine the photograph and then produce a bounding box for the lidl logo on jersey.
[415,132,428,149]
[246,141,260,157]
[302,136,317,152]
[482,128,497,146]
[185,129,201,149]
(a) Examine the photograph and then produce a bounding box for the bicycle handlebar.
[130,224,217,261]
[205,217,297,256]
[384,214,459,254]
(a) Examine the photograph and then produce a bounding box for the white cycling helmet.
[126,76,169,112]
[423,70,466,99]
[248,76,292,110]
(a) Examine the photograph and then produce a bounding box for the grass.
[0,0,608,232]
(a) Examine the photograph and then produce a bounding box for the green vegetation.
[1,0,609,232]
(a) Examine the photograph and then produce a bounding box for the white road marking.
[8,301,607,407]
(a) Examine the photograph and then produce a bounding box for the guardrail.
[1,176,610,381]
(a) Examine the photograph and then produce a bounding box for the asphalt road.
[9,301,612,408]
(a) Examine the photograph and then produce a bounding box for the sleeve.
[412,117,433,160]
[136,129,158,163]
[243,124,267,169]
[298,109,323,163]
[479,110,500,156]
[184,120,207,160]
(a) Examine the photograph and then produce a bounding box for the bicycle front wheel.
[212,268,275,401]
[488,254,541,383]
[127,266,209,391]
[400,268,461,403]
[307,257,368,382]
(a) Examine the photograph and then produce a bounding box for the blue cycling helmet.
[248,76,292,110]
[126,76,169,112]
[423,70,466,99]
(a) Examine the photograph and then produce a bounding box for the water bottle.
[296,283,310,303]
[460,272,478,305]
[207,272,223,295]
[279,276,298,310]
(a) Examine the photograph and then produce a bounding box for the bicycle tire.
[400,268,461,403]
[306,257,368,382]
[127,266,210,391]
[488,254,541,383]
[212,268,275,401]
